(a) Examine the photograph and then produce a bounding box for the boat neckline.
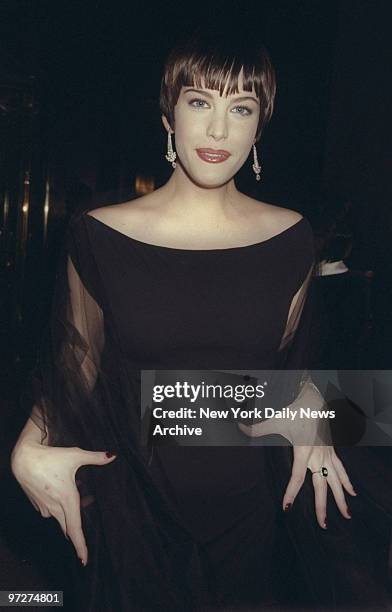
[84,211,305,253]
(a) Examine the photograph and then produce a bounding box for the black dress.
[22,210,392,611]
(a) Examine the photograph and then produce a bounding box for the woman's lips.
[196,148,231,163]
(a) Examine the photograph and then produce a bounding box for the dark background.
[1,0,341,207]
[1,0,391,601]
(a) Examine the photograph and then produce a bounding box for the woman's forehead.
[182,70,258,98]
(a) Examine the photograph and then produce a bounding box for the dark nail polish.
[323,517,328,529]
[347,508,352,517]
[284,503,292,512]
[79,558,86,566]
[106,452,114,458]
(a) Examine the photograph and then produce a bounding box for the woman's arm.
[11,215,112,565]
[239,227,356,527]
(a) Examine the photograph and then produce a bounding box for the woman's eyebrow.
[183,88,259,105]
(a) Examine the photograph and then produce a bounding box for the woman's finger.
[62,491,88,566]
[311,471,328,529]
[38,505,51,518]
[51,506,69,540]
[331,453,357,496]
[72,448,117,473]
[282,449,309,510]
[326,464,352,519]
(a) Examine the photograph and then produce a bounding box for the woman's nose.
[206,113,228,141]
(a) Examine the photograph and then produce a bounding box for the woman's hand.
[11,441,117,565]
[282,445,357,528]
[239,417,356,527]
[237,379,357,528]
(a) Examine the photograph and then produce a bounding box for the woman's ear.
[161,114,174,133]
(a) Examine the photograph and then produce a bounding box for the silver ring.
[311,466,328,477]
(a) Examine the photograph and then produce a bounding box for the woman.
[10,28,391,611]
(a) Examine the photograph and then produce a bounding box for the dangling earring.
[165,131,177,168]
[252,142,261,181]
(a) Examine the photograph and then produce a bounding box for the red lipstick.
[196,148,231,163]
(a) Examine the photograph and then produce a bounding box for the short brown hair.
[159,27,276,142]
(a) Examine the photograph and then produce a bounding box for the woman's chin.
[174,158,234,188]
[186,168,234,189]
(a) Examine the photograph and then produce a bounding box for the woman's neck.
[159,167,243,221]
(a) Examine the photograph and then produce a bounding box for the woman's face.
[164,68,260,188]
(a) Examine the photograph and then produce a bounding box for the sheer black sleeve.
[27,217,105,446]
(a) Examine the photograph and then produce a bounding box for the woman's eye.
[189,98,209,108]
[232,106,252,116]
[188,99,252,116]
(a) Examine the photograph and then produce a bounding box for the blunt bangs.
[160,29,276,141]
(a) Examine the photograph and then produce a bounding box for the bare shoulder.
[86,191,160,231]
[241,195,304,233]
